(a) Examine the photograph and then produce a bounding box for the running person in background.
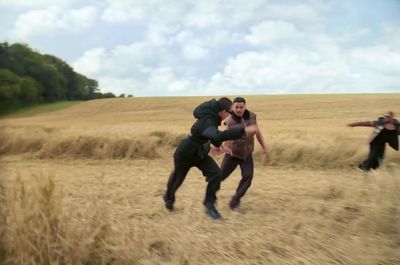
[219,97,270,210]
[163,97,259,219]
[348,111,400,172]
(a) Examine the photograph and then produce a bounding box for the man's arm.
[202,125,258,146]
[347,121,374,127]
[202,126,244,146]
[255,127,270,157]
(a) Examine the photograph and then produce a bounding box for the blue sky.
[0,0,399,96]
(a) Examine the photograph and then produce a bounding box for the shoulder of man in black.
[193,99,221,123]
[190,99,221,142]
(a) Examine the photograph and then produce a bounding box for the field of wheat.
[0,94,399,265]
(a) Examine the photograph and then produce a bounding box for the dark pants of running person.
[361,138,386,170]
[165,138,221,208]
[221,154,254,208]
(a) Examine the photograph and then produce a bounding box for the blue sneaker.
[205,206,222,220]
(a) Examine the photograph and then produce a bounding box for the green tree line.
[0,42,116,111]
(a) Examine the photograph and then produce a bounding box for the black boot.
[163,194,174,211]
[229,198,240,210]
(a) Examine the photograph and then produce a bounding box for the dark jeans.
[165,139,221,208]
[361,140,386,170]
[220,154,254,207]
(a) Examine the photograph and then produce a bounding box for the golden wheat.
[0,94,399,265]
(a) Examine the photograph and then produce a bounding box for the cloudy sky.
[0,0,399,96]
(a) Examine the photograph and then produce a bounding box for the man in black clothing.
[348,111,400,172]
[163,97,258,219]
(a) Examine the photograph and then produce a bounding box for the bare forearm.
[348,121,373,127]
[256,132,268,151]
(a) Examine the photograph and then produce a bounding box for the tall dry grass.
[2,172,133,265]
[0,182,6,264]
[1,94,399,168]
[0,94,399,264]
[0,127,185,160]
[0,126,6,264]
[0,125,395,169]
[0,168,399,265]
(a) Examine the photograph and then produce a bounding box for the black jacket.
[371,117,400,151]
[190,99,245,147]
[173,99,245,160]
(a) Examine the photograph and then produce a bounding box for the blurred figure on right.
[348,111,400,172]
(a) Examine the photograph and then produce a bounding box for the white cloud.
[147,67,192,92]
[337,28,370,43]
[74,42,155,78]
[73,47,107,76]
[147,67,175,89]
[146,24,178,46]
[73,42,200,96]
[176,30,240,49]
[244,20,303,46]
[4,0,397,96]
[206,36,400,94]
[167,80,190,92]
[101,0,186,24]
[111,42,154,65]
[0,0,76,8]
[382,24,400,49]
[100,0,236,28]
[204,30,241,47]
[101,0,321,29]
[220,0,265,26]
[351,45,400,75]
[176,30,193,44]
[182,1,224,28]
[74,30,400,97]
[267,3,321,23]
[183,1,321,28]
[182,45,209,60]
[66,6,98,29]
[14,8,59,38]
[207,49,354,94]
[98,77,142,96]
[14,6,98,38]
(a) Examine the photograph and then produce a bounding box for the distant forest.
[0,42,116,111]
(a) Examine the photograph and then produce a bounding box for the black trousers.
[220,154,254,207]
[361,139,386,170]
[165,138,221,208]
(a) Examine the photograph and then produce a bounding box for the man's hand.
[221,145,233,156]
[261,147,270,163]
[209,145,224,156]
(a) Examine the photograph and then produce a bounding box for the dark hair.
[217,97,232,112]
[233,97,246,104]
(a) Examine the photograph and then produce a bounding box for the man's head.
[384,111,394,124]
[232,97,246,117]
[217,97,232,120]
